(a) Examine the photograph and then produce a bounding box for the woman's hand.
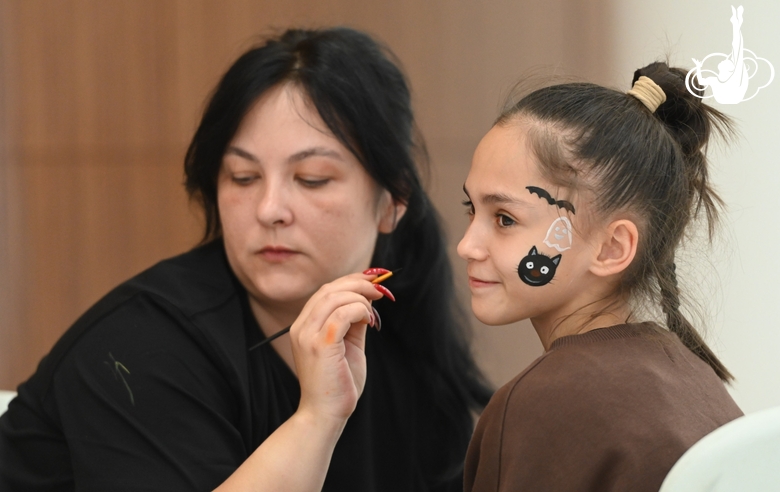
[215,271,391,492]
[290,272,385,425]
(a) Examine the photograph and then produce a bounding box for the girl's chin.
[471,301,521,326]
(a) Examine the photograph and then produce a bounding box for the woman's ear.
[589,219,639,277]
[377,190,407,234]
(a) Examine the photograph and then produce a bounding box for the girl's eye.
[540,266,549,274]
[462,200,475,216]
[497,214,515,227]
[298,178,330,188]
[525,261,534,269]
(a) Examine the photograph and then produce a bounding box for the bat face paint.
[543,217,573,252]
[526,186,576,214]
[518,246,561,286]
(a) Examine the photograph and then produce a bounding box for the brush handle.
[248,325,291,351]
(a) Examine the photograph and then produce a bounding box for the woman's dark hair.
[497,61,734,381]
[184,27,492,485]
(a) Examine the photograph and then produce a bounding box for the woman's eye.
[497,214,515,227]
[298,178,330,188]
[462,200,475,216]
[232,175,257,185]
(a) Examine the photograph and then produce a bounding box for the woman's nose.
[255,179,294,226]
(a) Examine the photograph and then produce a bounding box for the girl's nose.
[457,222,488,261]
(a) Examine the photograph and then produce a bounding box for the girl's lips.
[468,277,500,288]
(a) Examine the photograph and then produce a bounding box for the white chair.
[660,405,780,491]
[0,390,16,416]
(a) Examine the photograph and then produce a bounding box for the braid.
[658,261,733,381]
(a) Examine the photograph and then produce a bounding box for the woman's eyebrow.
[288,146,344,163]
[224,145,344,165]
[225,145,259,163]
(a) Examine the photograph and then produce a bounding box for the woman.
[458,62,743,491]
[0,27,491,491]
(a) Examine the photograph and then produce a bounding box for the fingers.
[293,299,371,423]
[299,273,394,320]
[321,302,371,351]
[294,291,372,342]
[314,274,386,302]
[373,284,395,302]
[371,306,382,331]
[293,269,396,346]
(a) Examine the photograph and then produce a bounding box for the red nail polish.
[363,267,391,276]
[372,306,382,331]
[374,284,395,302]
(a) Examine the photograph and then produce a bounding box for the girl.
[459,62,743,491]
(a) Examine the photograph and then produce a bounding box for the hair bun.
[632,61,709,156]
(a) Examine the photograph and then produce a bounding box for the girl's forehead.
[469,124,542,187]
[467,124,579,216]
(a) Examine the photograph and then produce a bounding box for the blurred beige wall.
[609,0,780,413]
[0,0,613,390]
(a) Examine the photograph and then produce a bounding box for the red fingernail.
[372,306,382,331]
[363,267,391,276]
[374,284,395,302]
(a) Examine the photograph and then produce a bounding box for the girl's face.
[457,121,600,328]
[217,84,398,315]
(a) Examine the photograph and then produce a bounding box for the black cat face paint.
[518,246,561,286]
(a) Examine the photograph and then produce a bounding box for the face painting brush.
[248,268,401,352]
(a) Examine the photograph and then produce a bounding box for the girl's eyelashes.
[496,213,516,227]
[462,200,517,227]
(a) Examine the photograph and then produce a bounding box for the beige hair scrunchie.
[627,76,667,113]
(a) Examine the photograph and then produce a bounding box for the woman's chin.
[249,277,315,307]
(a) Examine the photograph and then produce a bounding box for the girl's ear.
[589,219,638,277]
[377,190,408,233]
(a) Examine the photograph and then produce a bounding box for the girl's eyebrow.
[463,184,530,207]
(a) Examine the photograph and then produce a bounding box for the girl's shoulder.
[466,322,741,492]
[481,322,720,424]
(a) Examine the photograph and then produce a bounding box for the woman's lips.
[258,246,299,263]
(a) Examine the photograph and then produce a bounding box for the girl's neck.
[531,299,633,351]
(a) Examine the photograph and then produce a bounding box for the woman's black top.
[0,240,455,491]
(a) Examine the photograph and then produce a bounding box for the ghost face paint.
[457,121,596,326]
[543,217,573,252]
